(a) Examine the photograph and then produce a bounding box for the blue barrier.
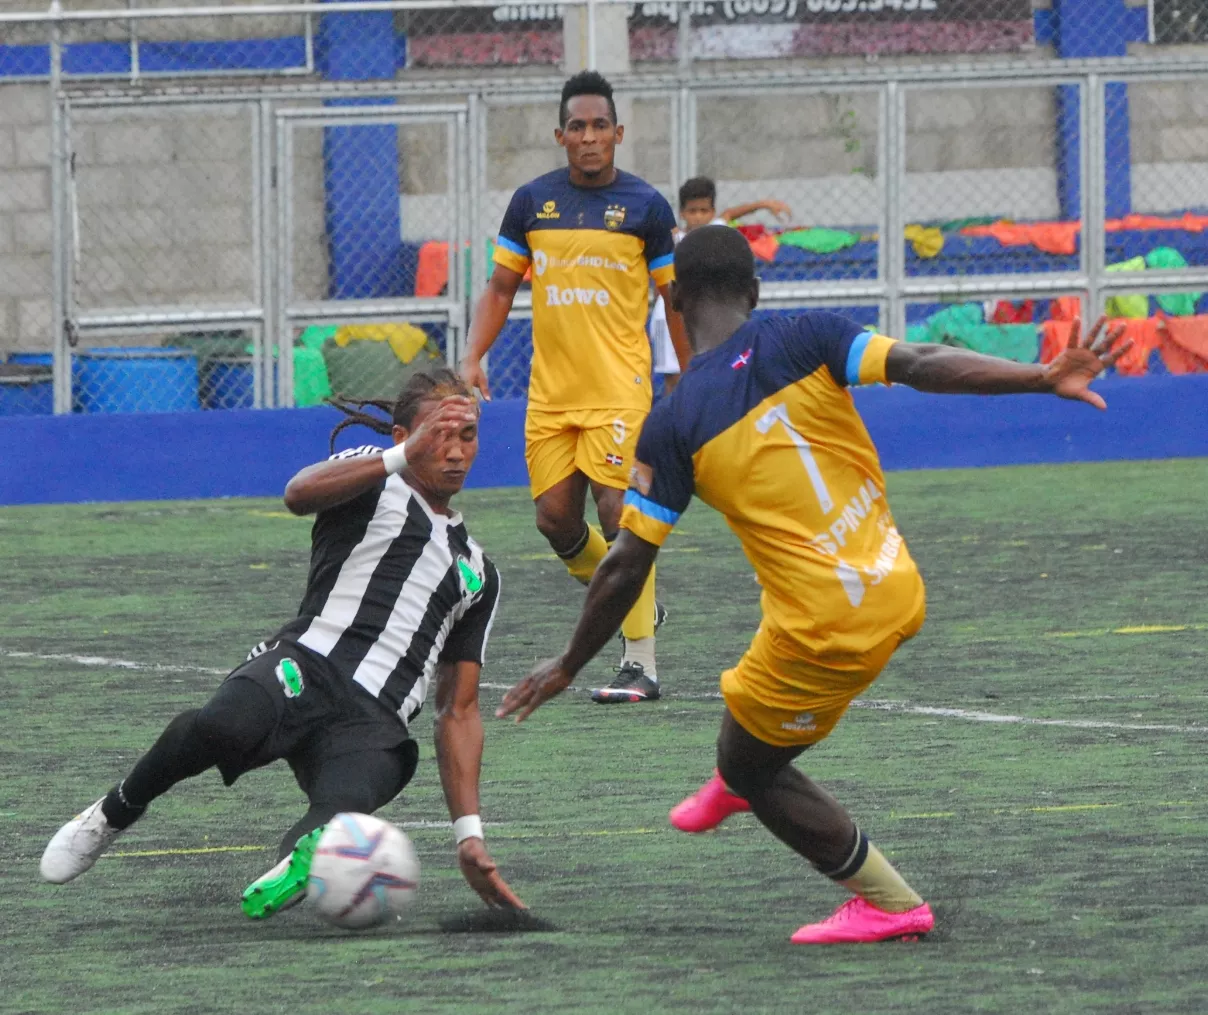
[73,347,201,414]
[0,377,1204,507]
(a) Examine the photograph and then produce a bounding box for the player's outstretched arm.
[884,315,1131,410]
[497,531,659,722]
[719,198,793,223]
[434,659,526,910]
[283,396,477,515]
[460,265,525,402]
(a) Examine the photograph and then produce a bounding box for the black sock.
[554,523,591,561]
[101,780,147,831]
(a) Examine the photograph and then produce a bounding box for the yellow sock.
[557,524,608,586]
[828,831,924,913]
[620,563,657,641]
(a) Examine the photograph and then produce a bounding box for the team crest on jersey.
[536,200,560,220]
[275,658,304,699]
[604,205,627,230]
[630,461,654,496]
[456,556,484,595]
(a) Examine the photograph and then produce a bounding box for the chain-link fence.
[3,1,1208,416]
[0,78,54,418]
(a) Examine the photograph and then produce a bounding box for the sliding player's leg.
[242,741,419,920]
[40,672,279,884]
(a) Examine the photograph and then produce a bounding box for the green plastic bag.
[1145,246,1201,316]
[917,304,1038,363]
[1105,257,1149,319]
[778,228,860,254]
[293,345,332,408]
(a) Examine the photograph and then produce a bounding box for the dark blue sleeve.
[496,187,531,260]
[622,400,694,543]
[642,192,677,282]
[787,312,876,389]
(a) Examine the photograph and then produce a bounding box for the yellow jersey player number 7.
[497,225,1131,945]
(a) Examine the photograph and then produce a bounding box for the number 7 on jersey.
[755,403,834,514]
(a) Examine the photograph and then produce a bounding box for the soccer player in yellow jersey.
[461,71,690,703]
[498,226,1130,943]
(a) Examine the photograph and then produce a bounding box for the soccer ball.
[307,812,420,930]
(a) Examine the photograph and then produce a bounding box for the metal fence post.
[586,0,598,71]
[275,114,293,409]
[49,1,70,415]
[1085,74,1105,321]
[257,99,275,409]
[884,80,906,343]
[677,0,692,76]
[467,92,485,335]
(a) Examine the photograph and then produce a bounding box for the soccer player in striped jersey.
[499,226,1129,943]
[41,368,525,915]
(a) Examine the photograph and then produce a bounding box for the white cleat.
[40,798,124,884]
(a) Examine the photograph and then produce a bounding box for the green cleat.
[240,826,324,920]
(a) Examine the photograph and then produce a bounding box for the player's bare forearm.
[658,283,694,371]
[496,532,659,722]
[720,198,792,223]
[283,457,385,516]
[885,343,1046,396]
[563,532,659,675]
[434,660,484,821]
[885,316,1130,411]
[436,661,526,909]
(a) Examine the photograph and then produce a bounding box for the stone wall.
[0,83,53,354]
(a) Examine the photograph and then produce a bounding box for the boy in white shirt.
[651,176,792,389]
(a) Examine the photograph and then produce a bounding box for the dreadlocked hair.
[325,366,474,454]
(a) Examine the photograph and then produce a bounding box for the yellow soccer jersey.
[621,313,925,662]
[493,168,677,412]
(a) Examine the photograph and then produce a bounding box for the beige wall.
[0,83,53,353]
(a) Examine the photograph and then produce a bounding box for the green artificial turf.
[2,458,1206,1014]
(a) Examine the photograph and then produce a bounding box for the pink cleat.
[790,897,934,944]
[669,771,751,833]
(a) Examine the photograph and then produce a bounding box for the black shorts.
[216,639,412,787]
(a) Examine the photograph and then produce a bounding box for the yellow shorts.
[524,407,647,500]
[721,603,927,748]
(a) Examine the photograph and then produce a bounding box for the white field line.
[4,647,1206,736]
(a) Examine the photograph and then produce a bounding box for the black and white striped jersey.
[272,445,500,727]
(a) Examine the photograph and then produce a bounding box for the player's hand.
[1042,315,1131,410]
[763,199,793,222]
[496,657,573,722]
[459,357,491,402]
[457,837,526,909]
[403,395,478,463]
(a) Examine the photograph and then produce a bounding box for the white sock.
[623,636,657,680]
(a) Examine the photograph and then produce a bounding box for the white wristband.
[453,815,484,844]
[380,442,408,476]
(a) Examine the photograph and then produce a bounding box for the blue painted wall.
[2,378,1205,507]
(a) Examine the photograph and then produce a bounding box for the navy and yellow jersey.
[621,312,925,661]
[493,168,677,412]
